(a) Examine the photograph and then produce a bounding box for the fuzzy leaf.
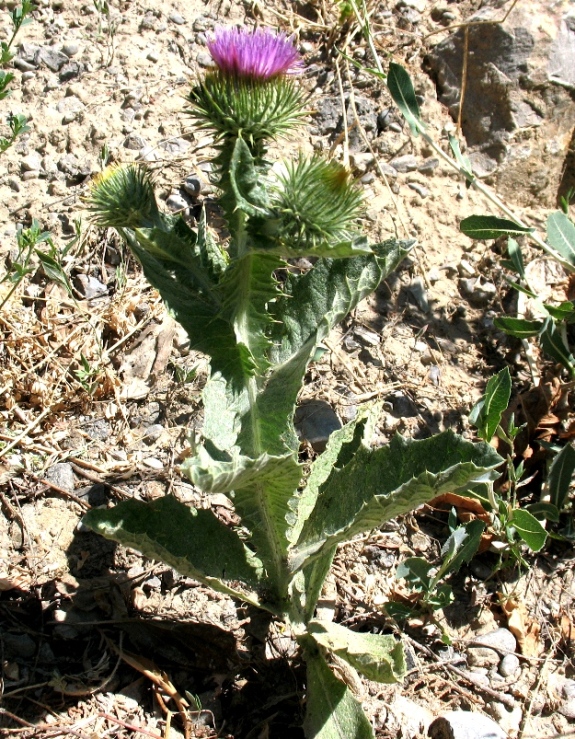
[387,62,422,137]
[244,240,411,456]
[460,215,532,240]
[547,211,575,268]
[82,496,264,602]
[229,135,270,216]
[125,230,256,391]
[309,621,405,684]
[291,431,503,572]
[303,648,374,739]
[183,445,301,577]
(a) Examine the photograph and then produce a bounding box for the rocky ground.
[1,0,575,737]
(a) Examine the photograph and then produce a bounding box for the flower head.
[207,26,303,80]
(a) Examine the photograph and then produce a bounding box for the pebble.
[499,653,520,677]
[124,133,147,150]
[559,679,575,718]
[14,57,36,72]
[294,399,342,453]
[458,259,476,278]
[20,153,42,172]
[429,711,507,739]
[399,0,427,11]
[160,137,190,155]
[407,182,429,198]
[183,175,202,197]
[418,157,439,173]
[166,192,189,212]
[45,463,75,493]
[36,46,69,72]
[390,154,418,173]
[21,70,35,81]
[196,51,216,68]
[22,171,39,181]
[459,278,497,306]
[59,61,82,82]
[144,424,164,443]
[488,702,522,736]
[74,274,108,299]
[143,457,164,470]
[138,146,158,162]
[468,628,517,668]
[147,49,160,63]
[406,276,429,312]
[169,11,186,25]
[62,42,79,56]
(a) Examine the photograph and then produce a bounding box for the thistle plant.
[84,27,502,737]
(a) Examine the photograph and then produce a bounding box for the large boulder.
[426,1,575,207]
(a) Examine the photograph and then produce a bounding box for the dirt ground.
[1,0,574,737]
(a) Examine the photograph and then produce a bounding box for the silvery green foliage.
[84,28,503,738]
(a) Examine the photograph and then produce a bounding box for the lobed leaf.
[82,496,264,603]
[291,431,503,573]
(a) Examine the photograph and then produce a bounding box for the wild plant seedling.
[84,27,503,737]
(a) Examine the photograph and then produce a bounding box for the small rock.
[36,46,69,72]
[59,61,82,82]
[169,11,186,25]
[429,711,508,739]
[147,49,160,63]
[193,16,210,32]
[138,146,158,162]
[143,457,164,471]
[499,654,520,677]
[3,633,36,659]
[457,259,476,278]
[459,278,497,306]
[14,57,36,72]
[468,628,517,668]
[82,418,111,441]
[559,678,575,718]
[166,192,189,212]
[183,175,202,198]
[21,70,35,81]
[124,133,147,150]
[407,182,429,198]
[418,157,439,173]
[406,276,429,312]
[487,702,522,736]
[159,137,190,155]
[20,153,42,173]
[294,399,342,453]
[390,154,418,173]
[45,463,75,493]
[74,274,108,299]
[62,42,80,56]
[57,153,91,179]
[399,0,426,11]
[144,424,164,443]
[196,51,216,68]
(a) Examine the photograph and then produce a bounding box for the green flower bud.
[88,165,161,230]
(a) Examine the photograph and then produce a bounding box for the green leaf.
[229,135,269,216]
[308,620,406,683]
[526,502,560,523]
[303,647,374,739]
[82,496,265,604]
[493,317,543,338]
[469,367,511,442]
[460,215,533,240]
[506,237,525,278]
[386,62,422,137]
[241,239,411,456]
[183,445,301,586]
[291,431,503,573]
[396,557,432,592]
[540,317,575,376]
[448,134,473,178]
[35,250,72,295]
[436,520,485,580]
[544,302,575,323]
[547,211,575,268]
[508,508,547,552]
[547,442,575,511]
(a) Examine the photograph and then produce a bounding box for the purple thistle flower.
[207,27,304,80]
